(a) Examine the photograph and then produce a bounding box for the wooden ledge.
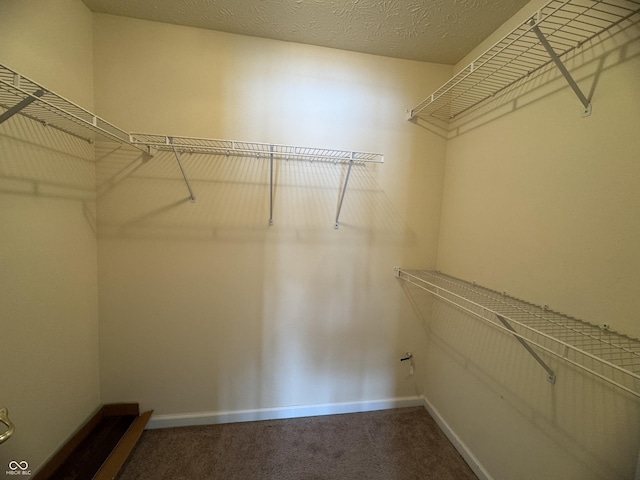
[34,403,153,480]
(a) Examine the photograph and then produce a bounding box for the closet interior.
[2,0,639,479]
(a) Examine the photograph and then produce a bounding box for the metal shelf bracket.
[528,16,592,117]
[129,134,383,228]
[496,313,556,384]
[169,137,196,203]
[269,144,274,226]
[334,152,355,229]
[0,87,46,124]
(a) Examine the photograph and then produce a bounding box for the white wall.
[92,14,451,417]
[418,2,640,479]
[0,0,100,473]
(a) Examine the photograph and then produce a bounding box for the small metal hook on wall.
[0,407,15,444]
[400,352,414,376]
[400,353,413,362]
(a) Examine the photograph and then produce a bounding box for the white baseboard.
[147,395,424,430]
[421,396,494,480]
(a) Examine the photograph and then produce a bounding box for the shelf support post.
[496,314,556,384]
[0,89,45,124]
[269,144,274,226]
[334,153,355,229]
[169,137,196,203]
[528,19,592,117]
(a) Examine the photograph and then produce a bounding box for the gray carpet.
[117,407,478,480]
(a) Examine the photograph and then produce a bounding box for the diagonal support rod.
[529,19,591,116]
[496,314,556,384]
[0,89,46,124]
[334,153,355,229]
[269,145,274,226]
[169,138,196,203]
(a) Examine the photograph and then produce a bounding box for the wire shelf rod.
[443,36,551,114]
[432,273,640,358]
[130,133,384,165]
[434,278,640,359]
[408,0,640,124]
[411,20,548,117]
[1,65,385,229]
[398,271,640,398]
[395,268,640,398]
[399,270,585,355]
[0,64,149,152]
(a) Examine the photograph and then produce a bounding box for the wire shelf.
[130,134,384,227]
[130,133,384,165]
[408,0,640,124]
[396,268,640,398]
[0,64,383,226]
[0,63,147,151]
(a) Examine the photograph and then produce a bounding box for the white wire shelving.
[129,133,384,165]
[130,133,384,227]
[407,0,640,124]
[0,61,384,228]
[395,268,640,399]
[0,63,148,152]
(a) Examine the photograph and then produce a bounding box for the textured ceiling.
[81,0,531,64]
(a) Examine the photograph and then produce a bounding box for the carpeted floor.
[117,406,478,480]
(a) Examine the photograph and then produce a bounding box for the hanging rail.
[0,63,150,153]
[130,133,384,228]
[407,0,640,124]
[395,268,640,398]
